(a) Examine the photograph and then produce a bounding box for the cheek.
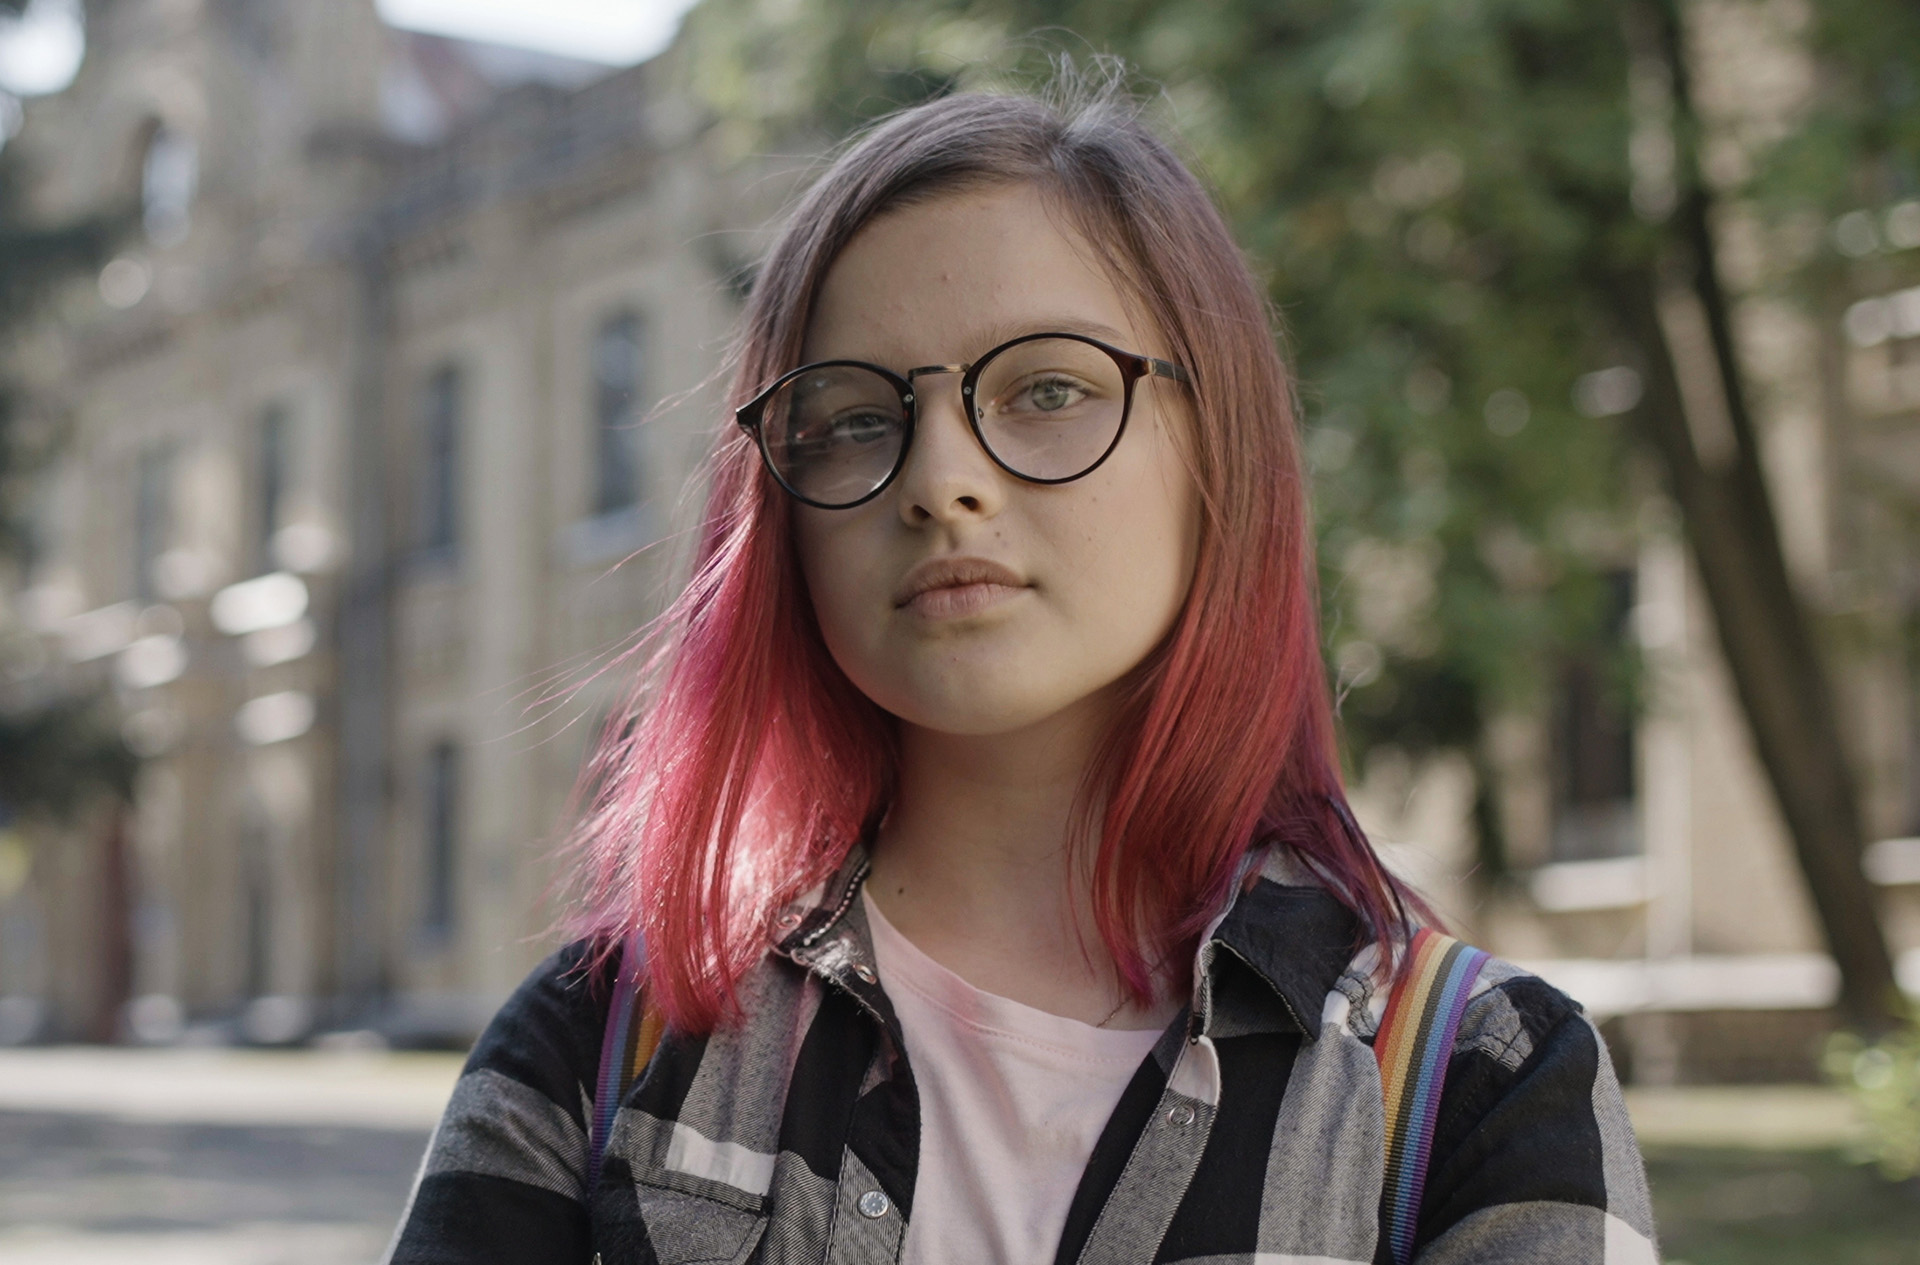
[792,509,885,674]
[1107,425,1199,621]
[1050,444,1198,668]
[792,510,849,626]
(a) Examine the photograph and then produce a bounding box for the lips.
[892,556,1029,617]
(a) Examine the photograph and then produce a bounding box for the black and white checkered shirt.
[387,846,1658,1264]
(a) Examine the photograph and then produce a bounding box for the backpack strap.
[588,930,662,1197]
[1373,927,1491,1265]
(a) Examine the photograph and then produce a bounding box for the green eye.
[1031,379,1076,410]
[1013,375,1090,413]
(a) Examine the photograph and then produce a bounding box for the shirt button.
[857,1189,891,1219]
[1166,1103,1196,1127]
[853,963,877,984]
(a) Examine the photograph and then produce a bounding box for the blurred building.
[0,0,1912,1072]
[0,0,775,1043]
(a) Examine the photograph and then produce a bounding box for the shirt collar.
[1203,858,1361,1039]
[771,842,1362,1041]
[773,847,873,958]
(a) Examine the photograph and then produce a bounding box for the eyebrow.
[971,317,1135,351]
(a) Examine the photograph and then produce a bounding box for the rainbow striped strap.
[588,931,662,1196]
[1373,927,1492,1265]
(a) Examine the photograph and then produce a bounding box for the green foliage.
[0,694,136,810]
[1825,1021,1920,1181]
[0,136,131,813]
[1786,0,1920,204]
[0,155,113,327]
[0,143,116,558]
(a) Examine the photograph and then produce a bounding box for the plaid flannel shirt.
[387,846,1659,1264]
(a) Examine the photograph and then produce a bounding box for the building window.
[592,312,645,517]
[417,365,461,563]
[242,821,272,998]
[1550,570,1639,861]
[142,124,197,247]
[421,741,460,942]
[133,443,174,601]
[258,403,292,574]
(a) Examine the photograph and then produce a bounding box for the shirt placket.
[1072,1046,1219,1264]
[1064,862,1271,1264]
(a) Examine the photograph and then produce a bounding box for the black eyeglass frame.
[734,330,1192,510]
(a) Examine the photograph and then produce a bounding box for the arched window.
[591,312,645,516]
[141,124,197,247]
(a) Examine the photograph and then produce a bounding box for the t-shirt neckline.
[861,889,1166,1059]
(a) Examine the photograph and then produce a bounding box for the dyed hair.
[569,82,1419,1032]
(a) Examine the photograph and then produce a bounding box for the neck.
[866,691,1173,1029]
[878,702,1100,916]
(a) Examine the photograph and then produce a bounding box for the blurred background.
[0,0,1916,1261]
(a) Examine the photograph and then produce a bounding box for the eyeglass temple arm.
[1148,357,1191,385]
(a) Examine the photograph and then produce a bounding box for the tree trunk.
[1611,0,1903,1032]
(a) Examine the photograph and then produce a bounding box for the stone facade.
[0,0,783,1041]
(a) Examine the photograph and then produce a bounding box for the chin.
[883,673,1110,740]
[829,637,1129,739]
[879,692,1033,737]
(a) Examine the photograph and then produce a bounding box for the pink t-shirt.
[863,892,1163,1264]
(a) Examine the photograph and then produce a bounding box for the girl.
[388,81,1656,1265]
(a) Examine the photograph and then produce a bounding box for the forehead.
[802,182,1154,366]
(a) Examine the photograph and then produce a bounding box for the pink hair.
[567,86,1422,1032]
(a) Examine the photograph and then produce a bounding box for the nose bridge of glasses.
[893,360,996,505]
[904,362,969,386]
[901,362,975,424]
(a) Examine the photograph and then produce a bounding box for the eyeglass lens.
[760,366,907,507]
[759,336,1129,507]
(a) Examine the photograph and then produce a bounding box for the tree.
[677,0,1914,1028]
[0,8,140,1036]
[1600,0,1911,1030]
[0,80,130,791]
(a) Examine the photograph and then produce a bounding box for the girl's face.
[793,182,1200,740]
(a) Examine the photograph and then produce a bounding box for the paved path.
[0,1048,460,1265]
[0,1046,462,1128]
[0,1047,1872,1263]
[0,1110,431,1264]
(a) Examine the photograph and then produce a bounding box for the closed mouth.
[892,557,1028,609]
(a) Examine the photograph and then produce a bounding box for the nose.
[893,370,1006,527]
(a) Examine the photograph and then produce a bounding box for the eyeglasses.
[735,331,1191,510]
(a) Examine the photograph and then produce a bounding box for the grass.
[1647,1146,1920,1265]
